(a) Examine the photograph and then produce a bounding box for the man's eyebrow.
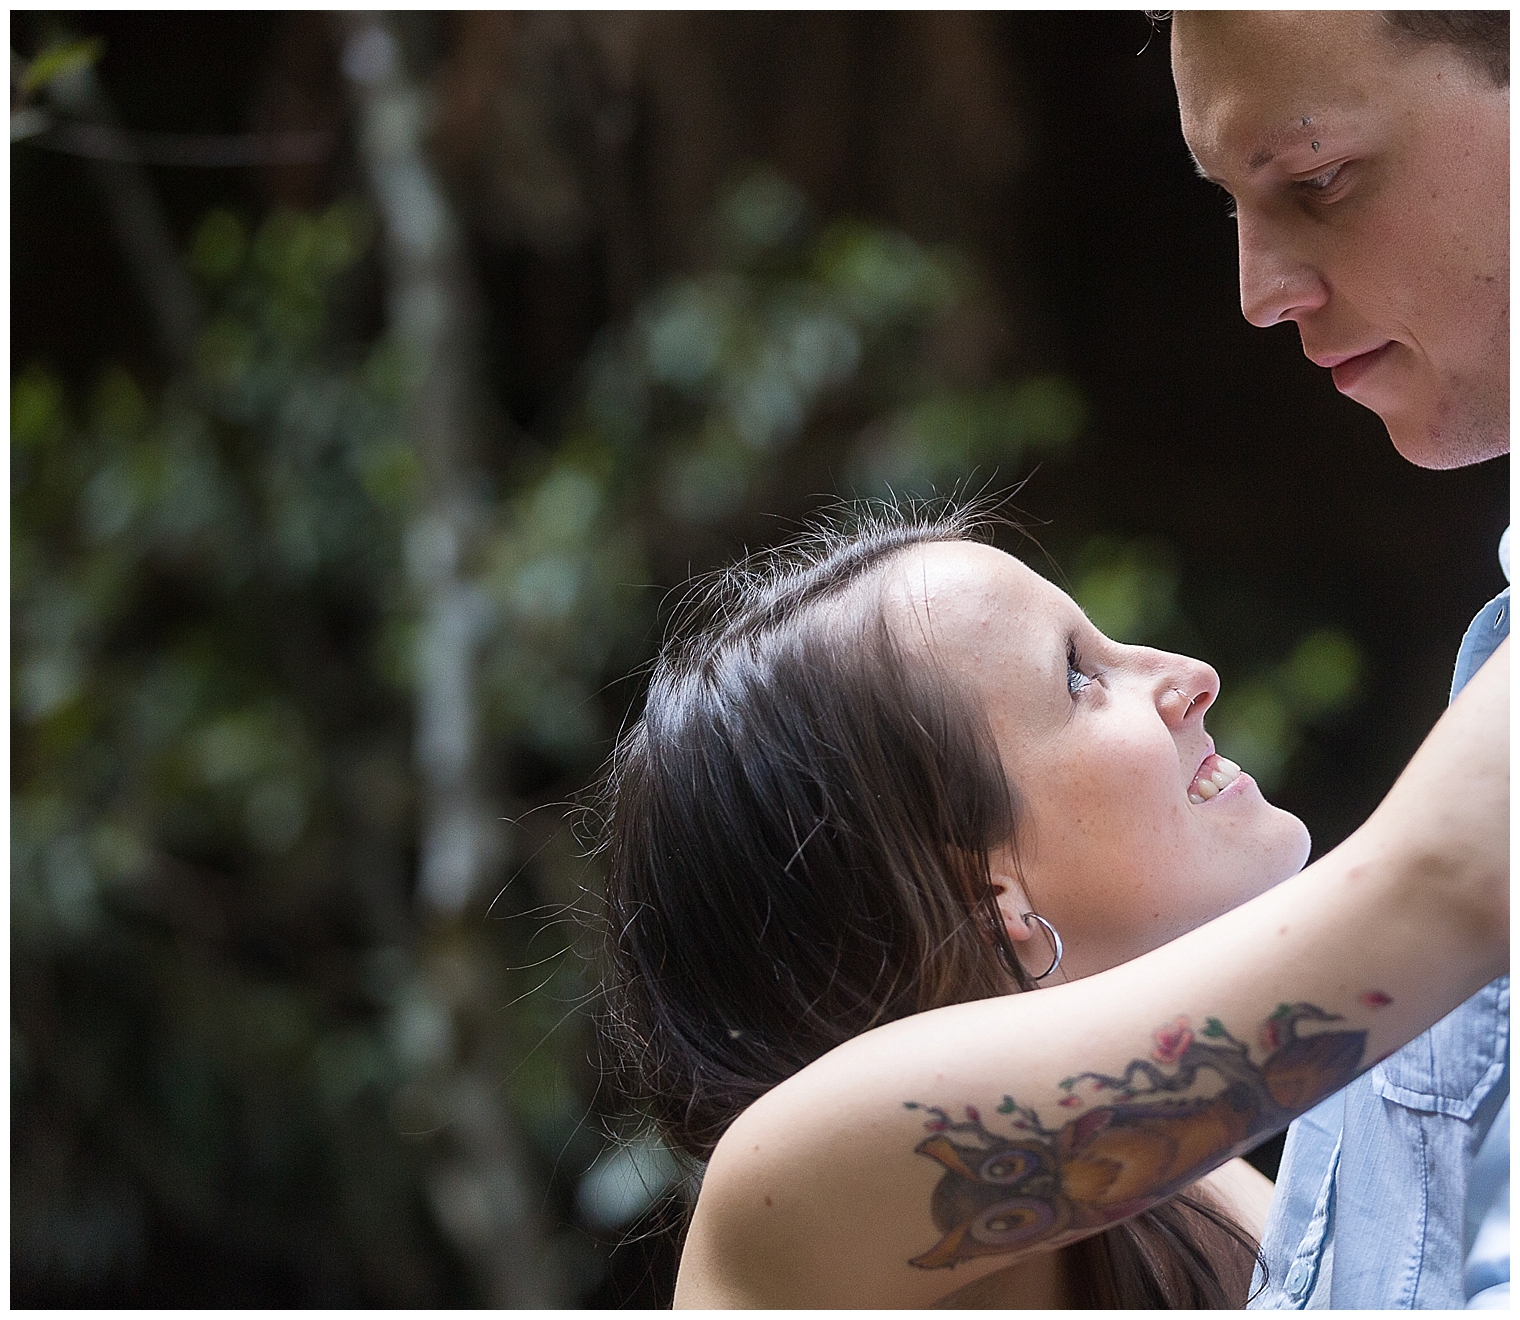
[1189,144,1277,182]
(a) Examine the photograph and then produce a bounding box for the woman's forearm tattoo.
[902,998,1387,1269]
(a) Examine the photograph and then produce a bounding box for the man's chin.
[1381,401,1509,471]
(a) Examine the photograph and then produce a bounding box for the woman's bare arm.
[678,640,1508,1308]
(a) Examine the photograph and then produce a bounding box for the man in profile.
[1168,10,1508,1309]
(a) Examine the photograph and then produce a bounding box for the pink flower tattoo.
[1151,1015,1194,1065]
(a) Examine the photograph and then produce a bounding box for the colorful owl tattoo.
[903,1000,1376,1269]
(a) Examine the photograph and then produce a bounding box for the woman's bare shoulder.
[672,1059,1020,1309]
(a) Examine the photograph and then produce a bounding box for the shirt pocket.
[1369,977,1509,1118]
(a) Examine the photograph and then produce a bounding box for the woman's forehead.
[885,540,1064,636]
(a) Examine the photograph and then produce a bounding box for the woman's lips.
[1329,342,1394,394]
[1189,752,1242,803]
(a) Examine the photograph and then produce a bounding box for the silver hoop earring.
[1021,912,1064,981]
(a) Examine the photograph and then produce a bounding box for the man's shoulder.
[1451,528,1510,703]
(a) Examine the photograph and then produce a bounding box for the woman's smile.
[1188,751,1243,803]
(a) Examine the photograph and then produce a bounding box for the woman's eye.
[1066,640,1094,697]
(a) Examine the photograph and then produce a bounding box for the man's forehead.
[1172,12,1382,171]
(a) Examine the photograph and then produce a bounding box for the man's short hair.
[1382,11,1509,88]
[1150,11,1510,88]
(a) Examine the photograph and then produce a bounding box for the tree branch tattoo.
[903,999,1385,1269]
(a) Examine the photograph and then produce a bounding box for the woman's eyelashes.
[1067,638,1096,697]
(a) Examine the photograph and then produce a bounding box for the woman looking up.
[598,506,1508,1308]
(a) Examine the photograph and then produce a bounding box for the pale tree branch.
[337,12,566,1307]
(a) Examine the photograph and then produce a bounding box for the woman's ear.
[989,869,1036,944]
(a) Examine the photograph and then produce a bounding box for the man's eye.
[1298,162,1345,194]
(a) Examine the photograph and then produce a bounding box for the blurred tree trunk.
[337,12,499,919]
[336,13,563,1307]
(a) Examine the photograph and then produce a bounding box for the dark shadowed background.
[11,11,1507,1307]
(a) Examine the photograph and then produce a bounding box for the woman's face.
[885,541,1311,980]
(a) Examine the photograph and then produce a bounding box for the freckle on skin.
[1278,926,1288,936]
[764,1196,773,1207]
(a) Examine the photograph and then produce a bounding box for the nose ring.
[1174,687,1197,716]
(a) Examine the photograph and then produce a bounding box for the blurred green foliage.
[1071,535,1182,646]
[12,202,449,1303]
[1208,629,1363,792]
[15,35,104,99]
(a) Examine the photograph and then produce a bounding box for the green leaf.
[89,366,149,439]
[11,365,68,448]
[189,209,248,285]
[1278,628,1363,718]
[21,37,105,96]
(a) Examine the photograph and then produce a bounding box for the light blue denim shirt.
[1251,528,1510,1310]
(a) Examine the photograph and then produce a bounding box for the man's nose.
[1237,210,1328,328]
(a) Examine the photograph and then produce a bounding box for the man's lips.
[1310,342,1395,392]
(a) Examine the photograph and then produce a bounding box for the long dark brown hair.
[597,504,1260,1307]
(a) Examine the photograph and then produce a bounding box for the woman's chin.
[1270,808,1313,881]
[1233,807,1313,904]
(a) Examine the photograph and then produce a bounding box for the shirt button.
[1286,1260,1312,1295]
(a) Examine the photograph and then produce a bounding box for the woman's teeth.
[1189,754,1242,804]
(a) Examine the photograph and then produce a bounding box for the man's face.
[1172,12,1508,469]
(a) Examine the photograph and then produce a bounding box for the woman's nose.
[1158,658,1220,728]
